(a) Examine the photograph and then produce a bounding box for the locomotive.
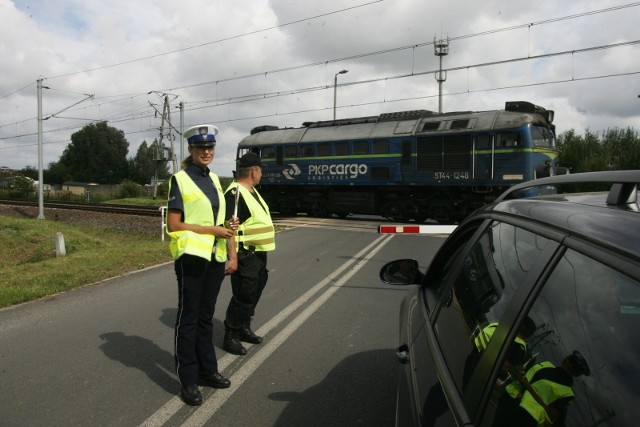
[235,101,563,223]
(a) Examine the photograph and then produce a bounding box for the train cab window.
[497,132,521,148]
[301,144,314,158]
[262,146,276,159]
[372,140,389,154]
[284,145,297,158]
[335,142,349,156]
[531,125,556,149]
[317,143,331,157]
[353,141,369,155]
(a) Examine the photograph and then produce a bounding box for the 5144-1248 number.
[434,171,470,180]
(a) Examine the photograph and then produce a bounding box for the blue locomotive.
[235,101,563,223]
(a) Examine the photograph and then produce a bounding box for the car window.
[433,222,551,401]
[483,248,640,427]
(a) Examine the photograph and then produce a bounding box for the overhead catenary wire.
[0,2,639,155]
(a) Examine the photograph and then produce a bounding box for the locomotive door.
[474,133,493,180]
[400,139,413,183]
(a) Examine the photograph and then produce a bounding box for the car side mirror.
[380,259,422,285]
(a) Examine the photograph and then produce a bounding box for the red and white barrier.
[378,224,457,235]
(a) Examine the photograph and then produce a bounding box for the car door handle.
[396,344,409,364]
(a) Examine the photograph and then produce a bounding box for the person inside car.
[492,350,591,426]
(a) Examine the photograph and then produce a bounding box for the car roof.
[474,170,640,259]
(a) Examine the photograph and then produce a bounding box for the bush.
[120,180,142,198]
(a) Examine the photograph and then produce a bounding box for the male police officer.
[223,152,275,355]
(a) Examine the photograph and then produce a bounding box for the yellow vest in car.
[227,182,275,252]
[518,361,574,425]
[167,170,228,262]
[474,322,527,353]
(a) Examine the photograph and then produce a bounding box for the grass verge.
[0,215,171,309]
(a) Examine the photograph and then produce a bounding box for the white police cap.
[184,124,219,147]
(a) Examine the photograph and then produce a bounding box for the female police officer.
[166,124,238,406]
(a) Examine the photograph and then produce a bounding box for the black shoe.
[240,326,263,344]
[199,371,231,389]
[181,384,202,406]
[223,335,247,355]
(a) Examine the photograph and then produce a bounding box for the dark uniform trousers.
[174,254,225,386]
[225,248,268,330]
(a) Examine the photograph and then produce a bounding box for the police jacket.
[166,169,228,262]
[226,182,275,252]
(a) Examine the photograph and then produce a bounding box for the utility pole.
[333,69,348,120]
[179,101,184,165]
[152,94,178,199]
[434,37,449,114]
[36,78,46,219]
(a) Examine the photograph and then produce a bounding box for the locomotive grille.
[417,136,471,170]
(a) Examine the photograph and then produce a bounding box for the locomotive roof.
[239,101,553,147]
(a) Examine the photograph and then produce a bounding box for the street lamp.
[333,69,349,120]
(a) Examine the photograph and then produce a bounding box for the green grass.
[0,215,172,308]
[105,197,167,207]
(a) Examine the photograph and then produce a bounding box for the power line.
[2,67,638,153]
[44,1,384,80]
[1,2,639,147]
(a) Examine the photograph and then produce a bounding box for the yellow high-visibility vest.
[167,170,228,262]
[474,322,527,352]
[227,182,275,252]
[518,361,574,425]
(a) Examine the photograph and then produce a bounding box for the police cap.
[568,350,591,377]
[238,152,262,168]
[184,124,219,147]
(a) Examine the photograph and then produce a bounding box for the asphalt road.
[0,220,446,426]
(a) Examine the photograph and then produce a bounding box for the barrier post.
[159,206,166,241]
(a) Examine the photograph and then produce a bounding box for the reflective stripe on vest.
[519,362,574,425]
[167,170,228,262]
[227,182,275,252]
[474,323,527,353]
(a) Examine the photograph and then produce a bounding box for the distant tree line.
[557,127,640,172]
[19,121,172,185]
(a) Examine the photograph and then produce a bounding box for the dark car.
[380,171,640,427]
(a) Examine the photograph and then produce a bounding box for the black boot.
[223,329,247,355]
[240,325,263,344]
[180,384,202,406]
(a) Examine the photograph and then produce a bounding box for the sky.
[1,0,639,179]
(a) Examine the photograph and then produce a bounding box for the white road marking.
[139,233,394,427]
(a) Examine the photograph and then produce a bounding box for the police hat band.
[188,134,216,143]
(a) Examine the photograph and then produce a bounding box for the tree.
[57,122,129,184]
[45,160,73,184]
[558,129,605,173]
[128,139,170,185]
[20,166,38,180]
[600,127,640,170]
[12,176,35,198]
[557,127,640,173]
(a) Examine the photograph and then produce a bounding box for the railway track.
[0,199,162,217]
[0,200,393,232]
